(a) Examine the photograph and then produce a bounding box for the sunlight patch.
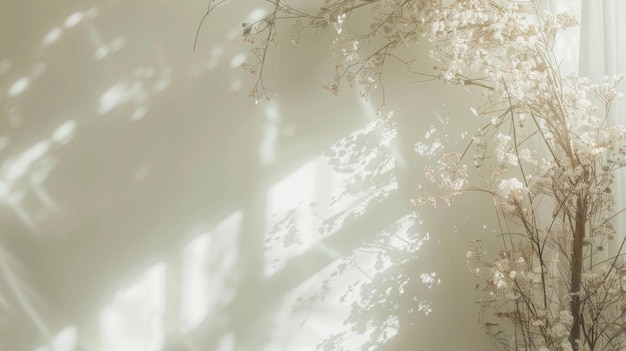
[99,263,166,351]
[229,53,247,68]
[8,77,30,96]
[259,103,279,165]
[180,234,211,332]
[245,8,268,23]
[98,82,137,114]
[180,212,241,333]
[269,160,315,214]
[132,106,147,121]
[286,213,434,350]
[264,158,338,276]
[64,12,83,28]
[98,66,170,115]
[263,119,399,277]
[94,36,127,60]
[95,46,109,60]
[5,141,50,181]
[285,258,360,351]
[32,326,77,351]
[52,120,77,144]
[42,28,62,46]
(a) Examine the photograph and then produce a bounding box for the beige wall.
[0,1,495,350]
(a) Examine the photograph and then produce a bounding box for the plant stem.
[569,197,586,351]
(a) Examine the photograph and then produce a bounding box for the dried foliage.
[201,1,626,350]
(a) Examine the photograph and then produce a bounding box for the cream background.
[1,1,610,351]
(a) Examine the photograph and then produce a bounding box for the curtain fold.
[578,0,626,255]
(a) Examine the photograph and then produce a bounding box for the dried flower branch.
[201,1,626,350]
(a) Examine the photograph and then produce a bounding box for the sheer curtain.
[578,1,626,255]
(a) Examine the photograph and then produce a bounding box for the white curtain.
[578,0,626,256]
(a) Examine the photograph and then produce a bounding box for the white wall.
[0,1,496,351]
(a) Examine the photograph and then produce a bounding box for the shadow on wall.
[0,1,495,351]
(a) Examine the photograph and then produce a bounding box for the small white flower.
[498,178,527,202]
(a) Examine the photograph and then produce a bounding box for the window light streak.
[264,160,317,275]
[264,116,400,276]
[8,193,36,229]
[0,247,53,344]
[180,234,211,332]
[30,183,56,209]
[433,109,447,127]
[32,326,77,351]
[284,215,427,349]
[279,259,358,350]
[356,94,401,167]
[260,103,279,165]
[0,121,74,229]
[180,212,242,333]
[264,157,357,276]
[268,160,316,214]
[99,263,166,351]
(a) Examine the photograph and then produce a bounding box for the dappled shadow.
[259,116,436,351]
[0,1,496,351]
